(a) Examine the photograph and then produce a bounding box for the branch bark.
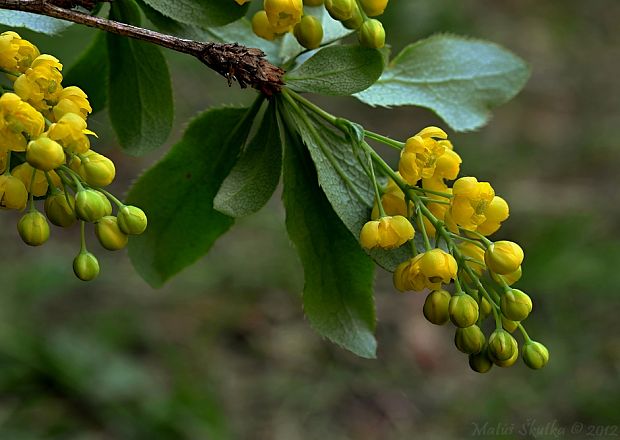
[0,0,285,96]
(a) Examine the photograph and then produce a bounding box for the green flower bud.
[522,341,549,369]
[117,205,147,235]
[358,19,385,49]
[95,216,128,251]
[423,289,451,325]
[294,15,324,49]
[73,251,100,281]
[494,346,519,368]
[491,265,522,286]
[449,294,479,328]
[454,325,485,355]
[77,151,116,187]
[75,189,110,223]
[342,3,364,29]
[488,329,517,362]
[479,297,492,320]
[324,0,354,21]
[500,288,532,321]
[469,345,493,373]
[26,137,65,171]
[360,0,388,17]
[485,241,524,275]
[501,316,519,333]
[44,191,76,227]
[17,210,50,246]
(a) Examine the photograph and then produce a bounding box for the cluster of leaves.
[0,0,529,357]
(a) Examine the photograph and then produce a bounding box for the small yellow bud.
[488,329,517,362]
[0,174,28,210]
[485,240,524,275]
[75,189,111,223]
[469,346,493,373]
[423,289,451,325]
[494,346,519,368]
[342,3,364,29]
[44,191,76,227]
[117,205,148,235]
[522,341,549,369]
[17,210,50,246]
[492,265,522,286]
[449,294,479,328]
[26,137,65,171]
[500,288,532,322]
[76,151,116,187]
[501,316,519,333]
[358,19,385,49]
[360,215,414,250]
[252,10,280,41]
[95,216,128,251]
[359,0,388,17]
[454,325,485,355]
[324,0,354,21]
[73,251,100,281]
[294,15,324,49]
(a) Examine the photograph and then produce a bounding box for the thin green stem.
[79,221,87,253]
[98,188,124,208]
[415,203,432,251]
[3,151,11,175]
[364,131,405,150]
[368,152,386,218]
[517,323,532,342]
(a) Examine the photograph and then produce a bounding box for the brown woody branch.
[0,0,285,96]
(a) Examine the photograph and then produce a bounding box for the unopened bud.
[358,19,385,49]
[454,325,485,355]
[73,251,100,281]
[449,294,479,328]
[26,137,65,171]
[423,289,451,325]
[522,341,549,369]
[77,151,116,187]
[17,210,50,246]
[95,216,128,251]
[117,205,147,235]
[359,0,388,17]
[44,191,76,227]
[294,15,324,49]
[469,345,493,373]
[500,288,532,321]
[485,241,524,275]
[75,189,111,223]
[488,329,517,362]
[324,0,354,21]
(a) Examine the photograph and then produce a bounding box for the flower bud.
[324,0,354,21]
[117,205,148,235]
[449,294,479,328]
[75,189,111,223]
[488,329,517,362]
[500,288,532,321]
[17,210,50,246]
[469,346,493,373]
[73,251,100,281]
[360,0,388,17]
[494,346,518,368]
[251,11,279,41]
[76,151,116,187]
[44,191,76,227]
[358,19,385,49]
[0,174,28,210]
[95,216,128,251]
[423,289,451,325]
[294,15,324,49]
[501,316,519,333]
[26,137,65,171]
[454,325,485,355]
[342,3,364,29]
[479,297,492,320]
[491,265,522,286]
[522,340,549,369]
[485,241,524,275]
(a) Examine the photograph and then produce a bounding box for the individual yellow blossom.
[485,240,524,275]
[0,93,45,152]
[11,162,61,197]
[394,249,457,292]
[398,126,448,185]
[47,112,95,154]
[0,173,28,210]
[264,0,303,33]
[52,86,92,121]
[360,215,414,250]
[0,31,40,74]
[26,137,66,171]
[449,177,495,231]
[13,54,63,112]
[476,195,509,236]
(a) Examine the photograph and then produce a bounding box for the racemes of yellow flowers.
[0,31,147,282]
[235,0,389,49]
[358,125,549,372]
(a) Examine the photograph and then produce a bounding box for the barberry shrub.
[0,0,548,371]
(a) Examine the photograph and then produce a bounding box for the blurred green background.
[1,1,619,438]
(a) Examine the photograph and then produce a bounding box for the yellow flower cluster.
[358,125,548,371]
[0,31,147,282]
[236,0,389,49]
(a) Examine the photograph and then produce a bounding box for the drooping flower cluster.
[235,0,388,49]
[359,126,549,372]
[0,31,147,282]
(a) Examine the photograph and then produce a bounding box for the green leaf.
[107,0,174,155]
[0,11,71,35]
[285,45,384,96]
[281,119,377,358]
[64,32,108,114]
[355,34,530,131]
[126,102,262,287]
[280,96,412,271]
[214,103,282,218]
[140,0,248,28]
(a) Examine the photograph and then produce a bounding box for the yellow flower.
[52,86,92,121]
[264,0,303,33]
[47,112,95,154]
[476,195,509,236]
[398,126,447,185]
[449,176,495,231]
[359,0,389,17]
[13,54,63,112]
[360,215,414,250]
[0,31,39,74]
[11,162,61,197]
[485,240,524,275]
[71,150,116,187]
[393,248,457,292]
[0,93,45,152]
[26,137,66,171]
[0,173,28,210]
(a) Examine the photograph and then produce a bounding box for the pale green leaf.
[140,0,248,28]
[0,11,71,35]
